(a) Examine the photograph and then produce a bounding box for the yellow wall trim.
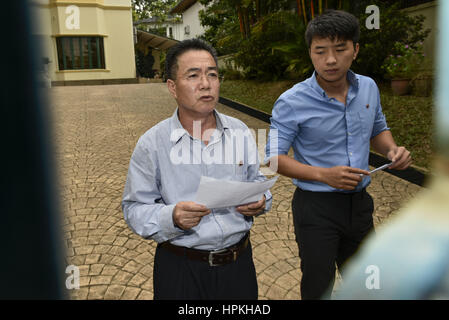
[51,34,109,37]
[35,1,131,10]
[56,69,111,73]
[50,0,104,3]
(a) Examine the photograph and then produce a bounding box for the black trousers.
[291,187,374,300]
[153,239,258,300]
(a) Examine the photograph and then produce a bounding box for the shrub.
[220,68,243,80]
[135,48,155,78]
[353,2,430,80]
[233,11,310,81]
[382,42,425,79]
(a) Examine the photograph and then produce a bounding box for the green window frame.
[56,36,105,70]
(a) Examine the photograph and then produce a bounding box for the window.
[56,36,105,70]
[184,25,190,35]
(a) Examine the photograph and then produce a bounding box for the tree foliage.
[235,11,310,80]
[198,0,241,55]
[189,0,431,81]
[353,1,430,79]
[132,0,178,22]
[136,49,156,78]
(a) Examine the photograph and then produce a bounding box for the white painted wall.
[166,1,205,41]
[403,1,437,64]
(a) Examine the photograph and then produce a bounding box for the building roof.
[133,17,159,25]
[170,0,197,14]
[137,30,179,51]
[133,15,179,26]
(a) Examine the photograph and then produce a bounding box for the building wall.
[31,0,136,83]
[167,23,183,41]
[404,1,437,65]
[181,2,205,40]
[166,2,205,41]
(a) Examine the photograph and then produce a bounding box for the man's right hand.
[173,201,211,230]
[320,166,370,191]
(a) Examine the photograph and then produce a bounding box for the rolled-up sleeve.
[265,97,299,164]
[371,86,390,138]
[122,137,184,243]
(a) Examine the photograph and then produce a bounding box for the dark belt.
[297,187,367,196]
[160,233,250,267]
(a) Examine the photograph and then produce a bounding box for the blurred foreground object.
[0,0,65,299]
[333,0,449,300]
[334,173,449,299]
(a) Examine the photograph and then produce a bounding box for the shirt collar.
[311,70,360,98]
[169,108,229,144]
[347,70,359,89]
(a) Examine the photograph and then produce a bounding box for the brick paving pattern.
[49,83,422,300]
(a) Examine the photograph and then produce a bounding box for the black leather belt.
[160,233,249,267]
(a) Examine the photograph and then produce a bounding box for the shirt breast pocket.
[234,161,248,181]
[358,110,375,141]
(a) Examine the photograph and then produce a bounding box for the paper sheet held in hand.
[194,176,278,209]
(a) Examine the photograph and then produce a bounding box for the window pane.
[81,38,89,69]
[56,36,105,70]
[77,37,84,69]
[89,37,98,68]
[56,38,64,70]
[72,37,81,69]
[98,38,105,69]
[63,38,73,69]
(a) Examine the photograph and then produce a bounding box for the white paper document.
[194,176,279,209]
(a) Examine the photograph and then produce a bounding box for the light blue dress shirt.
[122,109,272,250]
[265,70,389,192]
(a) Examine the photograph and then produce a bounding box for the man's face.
[167,49,220,117]
[309,37,359,83]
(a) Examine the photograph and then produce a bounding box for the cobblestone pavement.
[49,83,422,300]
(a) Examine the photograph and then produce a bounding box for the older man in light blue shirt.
[123,108,271,249]
[122,39,271,300]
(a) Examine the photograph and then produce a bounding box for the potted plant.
[382,42,426,95]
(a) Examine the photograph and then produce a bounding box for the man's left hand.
[236,196,266,216]
[387,146,412,170]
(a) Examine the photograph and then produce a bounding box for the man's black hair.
[305,9,360,48]
[165,38,218,80]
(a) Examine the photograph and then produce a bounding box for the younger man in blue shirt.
[265,10,411,299]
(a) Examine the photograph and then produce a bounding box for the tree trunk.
[301,0,307,24]
[310,0,315,19]
[244,8,251,38]
[256,0,260,21]
[237,5,245,39]
[296,0,302,18]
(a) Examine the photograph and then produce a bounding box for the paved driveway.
[49,83,422,299]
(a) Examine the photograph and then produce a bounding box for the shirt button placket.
[346,110,354,166]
